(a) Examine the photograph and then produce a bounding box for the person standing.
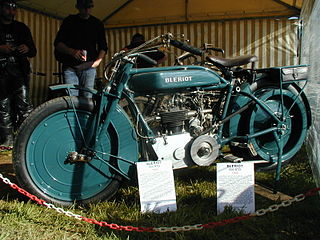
[0,0,36,147]
[54,0,107,97]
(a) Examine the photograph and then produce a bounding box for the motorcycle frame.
[49,59,309,182]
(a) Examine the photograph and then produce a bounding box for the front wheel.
[13,96,137,206]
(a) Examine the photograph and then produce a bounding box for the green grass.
[0,146,319,240]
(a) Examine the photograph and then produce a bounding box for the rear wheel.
[230,81,308,170]
[13,97,122,206]
[249,84,308,170]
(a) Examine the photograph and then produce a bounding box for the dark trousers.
[0,63,33,145]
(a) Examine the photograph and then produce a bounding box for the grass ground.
[0,146,319,240]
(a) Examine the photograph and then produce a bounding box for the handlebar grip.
[170,39,204,56]
[211,47,225,55]
[137,53,158,66]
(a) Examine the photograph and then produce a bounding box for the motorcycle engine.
[146,91,221,168]
[154,92,218,136]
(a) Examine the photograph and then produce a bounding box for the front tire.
[13,97,122,206]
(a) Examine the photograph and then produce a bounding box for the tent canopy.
[18,0,303,28]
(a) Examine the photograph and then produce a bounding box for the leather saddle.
[206,55,258,68]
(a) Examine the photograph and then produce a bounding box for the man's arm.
[20,24,37,58]
[92,19,107,68]
[91,49,106,68]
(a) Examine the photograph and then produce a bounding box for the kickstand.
[273,179,280,194]
[273,159,282,194]
[273,131,283,194]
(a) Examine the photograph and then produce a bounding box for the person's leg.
[63,67,80,96]
[0,70,13,146]
[78,68,96,98]
[13,84,33,129]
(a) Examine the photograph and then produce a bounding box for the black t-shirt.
[0,20,37,73]
[54,14,108,66]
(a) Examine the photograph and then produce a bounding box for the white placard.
[137,160,177,213]
[216,162,255,214]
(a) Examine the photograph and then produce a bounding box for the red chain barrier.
[1,171,320,233]
[10,183,47,205]
[304,187,320,197]
[200,215,253,229]
[0,146,13,152]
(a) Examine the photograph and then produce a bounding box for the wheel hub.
[66,151,93,163]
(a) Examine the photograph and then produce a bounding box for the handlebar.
[170,39,204,56]
[136,53,158,66]
[104,33,224,75]
[202,43,225,55]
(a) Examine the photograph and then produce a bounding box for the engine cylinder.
[160,110,188,134]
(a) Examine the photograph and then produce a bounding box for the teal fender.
[103,105,139,176]
[291,82,312,128]
[227,82,252,138]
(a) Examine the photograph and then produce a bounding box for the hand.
[91,58,102,68]
[17,44,29,54]
[71,49,86,61]
[0,44,14,54]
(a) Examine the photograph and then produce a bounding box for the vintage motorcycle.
[13,33,311,206]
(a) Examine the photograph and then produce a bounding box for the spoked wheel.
[13,96,137,206]
[248,85,308,170]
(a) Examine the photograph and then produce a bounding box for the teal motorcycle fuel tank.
[128,65,226,94]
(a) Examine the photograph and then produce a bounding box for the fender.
[291,82,312,128]
[49,84,98,95]
[106,104,139,177]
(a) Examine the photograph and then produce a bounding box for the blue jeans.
[63,67,96,98]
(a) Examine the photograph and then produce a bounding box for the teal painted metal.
[128,65,225,94]
[49,84,98,95]
[26,105,138,202]
[248,88,308,162]
[227,82,253,138]
[227,84,308,162]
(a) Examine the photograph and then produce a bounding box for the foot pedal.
[223,154,243,162]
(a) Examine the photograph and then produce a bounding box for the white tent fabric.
[17,0,302,27]
[300,0,320,187]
